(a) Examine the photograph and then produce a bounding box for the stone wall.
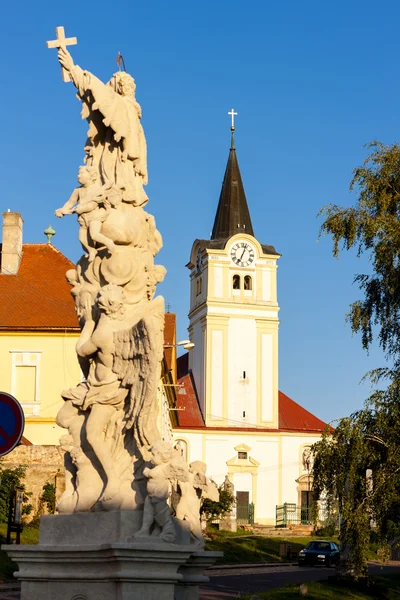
[1,445,65,518]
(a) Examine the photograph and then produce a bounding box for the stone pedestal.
[2,512,222,600]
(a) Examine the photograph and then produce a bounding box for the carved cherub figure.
[176,460,219,548]
[55,165,121,261]
[135,441,188,543]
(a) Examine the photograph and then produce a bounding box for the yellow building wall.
[0,332,80,445]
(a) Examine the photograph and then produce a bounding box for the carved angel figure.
[175,461,219,548]
[59,283,164,509]
[135,441,189,543]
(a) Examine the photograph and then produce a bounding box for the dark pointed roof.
[191,131,279,258]
[211,132,254,240]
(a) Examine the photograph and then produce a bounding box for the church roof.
[197,133,279,256]
[0,244,79,331]
[175,354,328,434]
[211,135,254,240]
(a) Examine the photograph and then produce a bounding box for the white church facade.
[171,127,327,526]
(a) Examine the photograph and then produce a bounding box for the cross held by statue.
[47,26,78,82]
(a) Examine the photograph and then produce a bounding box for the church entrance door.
[236,491,250,524]
[301,490,312,524]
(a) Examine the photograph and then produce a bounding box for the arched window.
[174,439,188,461]
[233,275,241,289]
[244,275,252,291]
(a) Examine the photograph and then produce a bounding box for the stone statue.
[222,474,234,495]
[50,41,213,554]
[135,441,188,543]
[58,46,148,207]
[176,461,219,548]
[1,30,221,600]
[53,44,168,516]
[55,165,121,261]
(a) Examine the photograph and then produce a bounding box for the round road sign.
[0,392,25,457]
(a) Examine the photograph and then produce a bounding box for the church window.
[233,274,240,289]
[196,277,203,296]
[244,275,252,291]
[238,451,248,460]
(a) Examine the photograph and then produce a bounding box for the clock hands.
[240,248,247,261]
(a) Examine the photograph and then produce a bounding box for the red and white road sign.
[0,392,25,457]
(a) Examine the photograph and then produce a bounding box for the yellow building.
[0,212,81,444]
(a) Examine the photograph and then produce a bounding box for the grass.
[240,574,400,599]
[0,522,39,582]
[205,529,339,564]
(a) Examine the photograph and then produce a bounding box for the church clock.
[230,242,255,267]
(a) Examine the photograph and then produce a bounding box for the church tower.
[187,121,280,429]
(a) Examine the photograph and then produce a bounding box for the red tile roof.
[176,372,205,427]
[0,244,79,331]
[278,391,328,432]
[175,353,328,434]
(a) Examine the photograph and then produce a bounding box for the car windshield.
[305,542,331,551]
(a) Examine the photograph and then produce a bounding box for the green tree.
[0,461,33,523]
[40,482,56,514]
[314,141,400,577]
[201,485,235,522]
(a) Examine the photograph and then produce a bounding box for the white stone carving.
[176,461,219,548]
[52,45,169,518]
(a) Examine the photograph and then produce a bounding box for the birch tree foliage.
[313,141,400,576]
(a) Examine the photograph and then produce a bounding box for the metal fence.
[275,503,311,527]
[236,502,255,525]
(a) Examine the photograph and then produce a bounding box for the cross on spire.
[228,108,238,130]
[47,26,78,82]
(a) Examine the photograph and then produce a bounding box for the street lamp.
[164,340,195,351]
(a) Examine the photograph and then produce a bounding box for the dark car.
[298,541,340,567]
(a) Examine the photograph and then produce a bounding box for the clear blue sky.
[1,0,398,425]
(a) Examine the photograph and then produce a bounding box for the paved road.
[1,563,399,600]
[200,563,400,599]
[200,564,332,599]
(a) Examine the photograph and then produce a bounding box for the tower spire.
[211,110,254,240]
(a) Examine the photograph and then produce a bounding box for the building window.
[233,274,241,289]
[244,275,252,291]
[196,277,203,296]
[10,351,42,416]
[238,451,248,460]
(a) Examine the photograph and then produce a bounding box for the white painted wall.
[227,318,257,427]
[252,438,280,520]
[211,330,223,419]
[261,333,273,422]
[233,472,252,499]
[262,269,271,301]
[190,320,205,414]
[213,265,224,298]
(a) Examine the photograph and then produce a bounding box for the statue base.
[2,512,222,600]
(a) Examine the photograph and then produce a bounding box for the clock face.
[230,242,255,267]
